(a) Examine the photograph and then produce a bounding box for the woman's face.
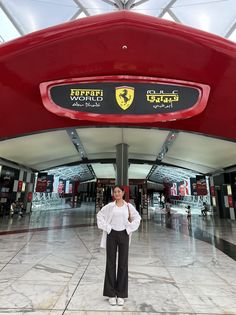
[113,187,124,201]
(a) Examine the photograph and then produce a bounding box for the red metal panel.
[0,11,235,139]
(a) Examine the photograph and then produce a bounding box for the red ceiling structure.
[0,11,236,140]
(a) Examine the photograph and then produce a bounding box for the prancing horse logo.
[115,86,135,110]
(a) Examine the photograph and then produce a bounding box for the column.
[116,143,128,186]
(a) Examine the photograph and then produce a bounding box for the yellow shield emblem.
[115,86,134,110]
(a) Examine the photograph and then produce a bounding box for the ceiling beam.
[125,0,136,9]
[66,128,96,180]
[157,131,179,161]
[101,0,118,7]
[72,0,90,16]
[166,9,181,23]
[114,0,125,10]
[157,0,181,23]
[158,0,178,18]
[130,0,149,9]
[70,8,83,20]
[225,21,236,39]
[0,0,25,36]
[66,128,87,160]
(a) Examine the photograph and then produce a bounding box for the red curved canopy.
[0,11,236,140]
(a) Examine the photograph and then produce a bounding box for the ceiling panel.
[1,127,236,177]
[77,127,168,160]
[129,164,152,179]
[0,130,79,169]
[77,127,122,158]
[1,0,78,34]
[166,132,236,169]
[92,162,152,180]
[162,156,215,174]
[32,155,81,171]
[123,128,169,156]
[0,7,20,41]
[129,152,157,161]
[130,0,169,16]
[229,29,236,42]
[172,0,236,36]
[79,0,116,15]
[92,163,116,178]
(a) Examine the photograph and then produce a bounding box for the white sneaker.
[117,297,124,306]
[109,297,116,305]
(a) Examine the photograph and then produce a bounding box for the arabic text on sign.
[146,93,179,104]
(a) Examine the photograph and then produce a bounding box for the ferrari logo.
[115,86,134,110]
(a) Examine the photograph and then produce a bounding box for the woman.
[185,205,191,221]
[97,185,141,306]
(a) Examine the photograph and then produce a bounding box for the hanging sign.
[36,173,47,193]
[196,175,208,196]
[40,76,210,123]
[17,180,23,192]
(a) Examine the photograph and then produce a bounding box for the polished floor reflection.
[152,210,236,261]
[0,205,236,314]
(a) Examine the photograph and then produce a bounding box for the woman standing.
[97,185,141,306]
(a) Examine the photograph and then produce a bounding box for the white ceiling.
[0,130,80,169]
[77,127,168,161]
[129,164,152,179]
[1,127,236,182]
[0,0,236,43]
[166,133,236,170]
[162,156,215,174]
[92,163,116,179]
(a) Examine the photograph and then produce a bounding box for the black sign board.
[50,82,199,115]
[40,76,210,123]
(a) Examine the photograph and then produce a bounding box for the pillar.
[116,143,129,186]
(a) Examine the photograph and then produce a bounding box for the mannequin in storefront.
[97,185,141,306]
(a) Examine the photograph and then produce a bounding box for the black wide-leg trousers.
[103,229,129,298]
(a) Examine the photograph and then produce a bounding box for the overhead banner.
[36,173,47,192]
[190,178,197,196]
[170,182,177,196]
[0,166,18,199]
[40,76,210,123]
[58,179,66,193]
[196,175,208,195]
[46,175,54,193]
[177,179,190,196]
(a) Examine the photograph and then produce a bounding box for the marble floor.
[0,205,236,314]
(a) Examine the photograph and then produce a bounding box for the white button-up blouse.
[97,200,141,249]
